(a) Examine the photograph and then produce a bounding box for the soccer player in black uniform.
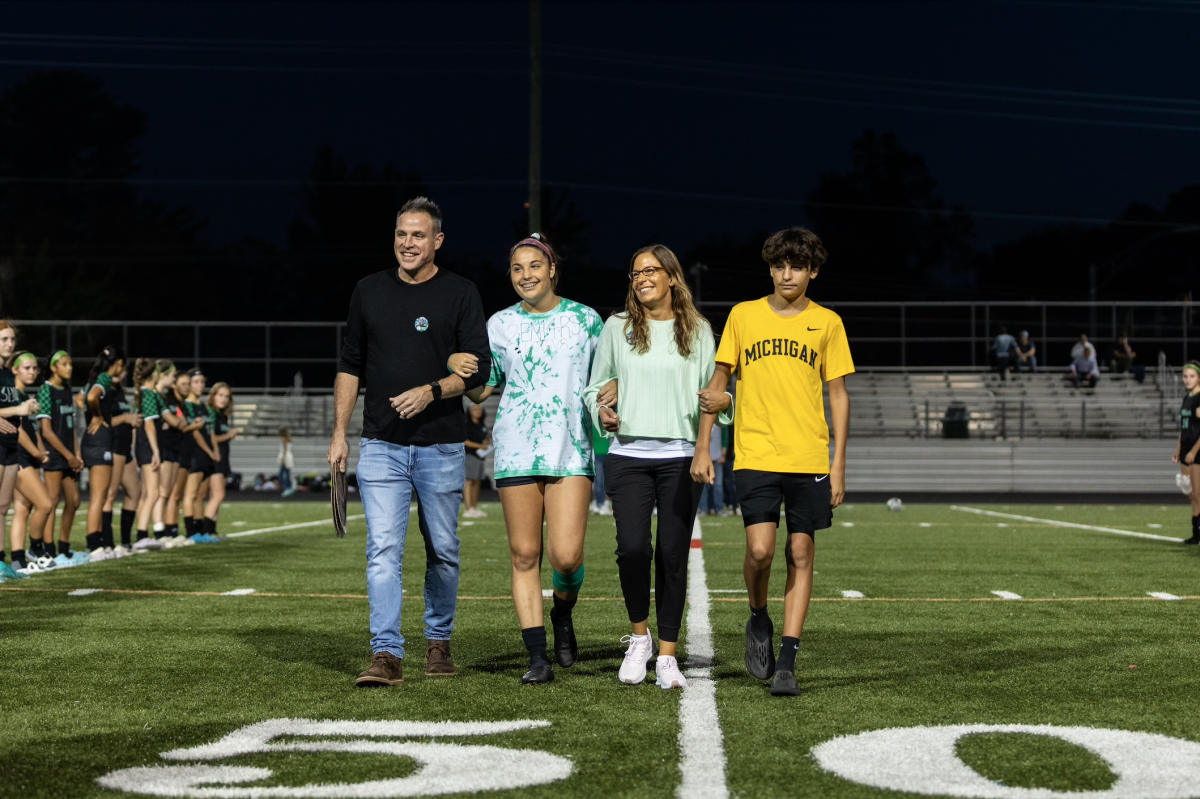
[103,367,143,555]
[164,370,202,545]
[153,362,185,544]
[38,351,85,566]
[82,346,126,561]
[1173,361,1200,545]
[131,358,166,550]
[8,352,58,574]
[202,382,240,537]
[183,368,220,543]
[0,321,42,581]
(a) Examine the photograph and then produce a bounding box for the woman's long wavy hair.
[622,244,707,358]
[132,357,158,408]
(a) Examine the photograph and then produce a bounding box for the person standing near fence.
[329,197,491,688]
[1173,361,1200,546]
[278,427,295,497]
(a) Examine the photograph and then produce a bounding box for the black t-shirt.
[338,267,490,446]
[465,420,488,445]
[214,410,231,463]
[1181,393,1200,449]
[37,382,75,452]
[160,389,182,447]
[0,370,20,448]
[1015,340,1035,356]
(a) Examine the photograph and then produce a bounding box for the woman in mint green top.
[583,244,732,690]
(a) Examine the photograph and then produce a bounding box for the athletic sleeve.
[36,384,52,419]
[821,315,856,382]
[714,305,742,369]
[140,390,161,420]
[337,284,366,378]
[95,372,113,396]
[582,317,620,441]
[454,282,491,393]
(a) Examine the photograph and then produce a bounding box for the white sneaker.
[88,548,113,562]
[17,557,54,575]
[112,545,132,558]
[1177,473,1192,496]
[162,536,194,548]
[463,507,487,519]
[132,537,164,551]
[655,655,688,690]
[588,501,599,515]
[618,634,654,685]
[598,502,613,516]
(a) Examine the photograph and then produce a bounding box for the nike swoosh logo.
[815,475,828,482]
[807,327,820,331]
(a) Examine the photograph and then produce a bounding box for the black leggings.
[605,454,703,643]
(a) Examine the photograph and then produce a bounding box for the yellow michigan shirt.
[715,297,854,474]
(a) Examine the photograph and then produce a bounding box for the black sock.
[102,511,114,546]
[11,549,26,568]
[749,604,772,633]
[204,517,217,535]
[168,524,179,538]
[45,541,57,558]
[1192,516,1199,539]
[185,518,197,537]
[552,592,578,620]
[58,540,72,557]
[120,509,136,546]
[30,540,45,558]
[778,636,800,672]
[521,626,550,666]
[136,529,148,541]
[86,532,102,552]
[0,549,5,564]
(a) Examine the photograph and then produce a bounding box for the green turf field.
[3,501,1200,798]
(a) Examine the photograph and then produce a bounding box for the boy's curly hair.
[762,227,828,270]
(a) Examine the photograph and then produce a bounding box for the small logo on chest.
[414,317,429,332]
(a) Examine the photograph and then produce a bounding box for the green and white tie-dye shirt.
[486,297,603,480]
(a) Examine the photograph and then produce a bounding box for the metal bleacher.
[830,370,1178,440]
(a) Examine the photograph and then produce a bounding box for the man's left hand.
[697,388,731,414]
[392,385,434,420]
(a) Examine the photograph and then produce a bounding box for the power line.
[0,32,520,55]
[544,69,1200,134]
[0,58,521,77]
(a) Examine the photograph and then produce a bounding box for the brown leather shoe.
[355,651,404,687]
[425,640,456,677]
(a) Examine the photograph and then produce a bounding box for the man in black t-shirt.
[329,197,490,688]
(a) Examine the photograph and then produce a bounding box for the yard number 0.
[813,724,1200,799]
[97,719,573,798]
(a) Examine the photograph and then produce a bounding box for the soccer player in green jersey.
[201,382,240,537]
[8,352,59,574]
[0,322,46,580]
[38,351,85,566]
[131,358,166,550]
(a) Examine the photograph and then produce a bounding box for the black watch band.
[428,381,443,401]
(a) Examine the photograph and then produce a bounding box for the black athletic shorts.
[81,427,114,469]
[495,474,578,489]
[16,446,40,470]
[178,439,196,472]
[113,425,134,460]
[135,431,157,466]
[190,449,215,478]
[735,469,832,535]
[44,450,74,473]
[0,436,19,468]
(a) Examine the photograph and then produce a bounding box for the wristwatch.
[428,381,443,401]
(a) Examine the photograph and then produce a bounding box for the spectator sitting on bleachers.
[1015,330,1037,373]
[1070,333,1090,360]
[992,325,1016,380]
[1111,332,1145,383]
[1071,343,1099,389]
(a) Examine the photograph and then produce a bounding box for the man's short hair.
[396,196,443,234]
[762,227,828,270]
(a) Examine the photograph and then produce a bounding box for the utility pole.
[527,0,542,235]
[689,262,709,304]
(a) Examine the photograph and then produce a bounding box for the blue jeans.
[700,461,725,513]
[722,458,738,510]
[278,467,292,491]
[593,453,607,504]
[357,438,464,658]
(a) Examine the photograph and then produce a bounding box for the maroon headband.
[510,237,554,263]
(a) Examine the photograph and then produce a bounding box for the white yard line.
[991,590,1023,600]
[950,506,1183,543]
[678,516,729,799]
[225,515,365,539]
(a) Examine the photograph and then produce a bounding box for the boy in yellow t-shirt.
[691,227,853,697]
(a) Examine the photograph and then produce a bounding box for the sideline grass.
[2,502,1199,798]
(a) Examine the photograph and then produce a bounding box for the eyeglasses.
[629,266,660,280]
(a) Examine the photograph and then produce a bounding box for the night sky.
[3,0,1198,272]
